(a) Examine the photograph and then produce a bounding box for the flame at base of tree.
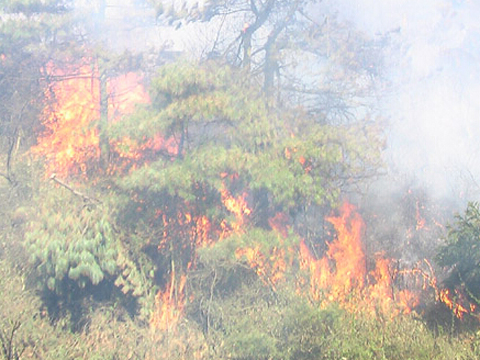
[33,60,478,331]
[150,198,435,331]
[298,202,420,316]
[151,271,187,331]
[150,186,245,331]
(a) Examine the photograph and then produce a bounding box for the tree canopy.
[1,0,400,347]
[151,0,382,122]
[3,1,480,358]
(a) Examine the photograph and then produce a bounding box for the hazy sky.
[328,0,480,199]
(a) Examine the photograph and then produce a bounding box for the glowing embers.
[415,200,427,230]
[299,202,420,316]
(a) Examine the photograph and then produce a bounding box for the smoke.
[72,0,480,203]
[73,0,161,52]
[329,0,480,202]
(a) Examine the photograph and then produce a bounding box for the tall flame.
[34,60,472,329]
[299,202,420,316]
[33,65,101,177]
[33,61,153,178]
[151,270,187,332]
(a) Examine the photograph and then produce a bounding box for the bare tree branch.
[49,174,102,204]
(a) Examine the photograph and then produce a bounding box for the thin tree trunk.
[98,69,110,171]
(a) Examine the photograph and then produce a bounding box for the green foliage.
[4,211,480,360]
[150,0,381,121]
[278,301,341,360]
[24,183,154,317]
[1,1,457,359]
[26,188,118,291]
[436,202,480,301]
[186,262,476,360]
[0,258,162,359]
[109,60,384,334]
[113,60,382,219]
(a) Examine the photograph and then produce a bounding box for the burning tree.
[0,0,82,184]
[27,56,394,335]
[32,60,150,178]
[17,0,429,344]
[25,58,161,324]
[109,60,384,330]
[5,1,480,358]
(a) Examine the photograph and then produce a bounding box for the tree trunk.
[98,69,110,171]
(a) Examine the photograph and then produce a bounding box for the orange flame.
[218,187,289,288]
[298,202,366,303]
[32,64,101,177]
[439,288,470,319]
[284,146,312,173]
[32,61,170,178]
[220,186,251,234]
[235,244,288,288]
[36,60,465,325]
[268,212,290,238]
[151,271,187,331]
[299,202,420,316]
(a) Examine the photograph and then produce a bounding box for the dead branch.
[49,174,101,204]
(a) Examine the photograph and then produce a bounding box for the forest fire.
[32,61,156,178]
[32,64,101,177]
[439,288,471,320]
[8,0,480,357]
[150,186,256,331]
[219,186,251,234]
[151,271,187,331]
[33,60,475,333]
[235,245,288,288]
[221,189,289,288]
[298,202,419,316]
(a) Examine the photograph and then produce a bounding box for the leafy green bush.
[436,202,480,304]
[24,185,155,324]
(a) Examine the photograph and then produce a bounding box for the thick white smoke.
[330,0,480,202]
